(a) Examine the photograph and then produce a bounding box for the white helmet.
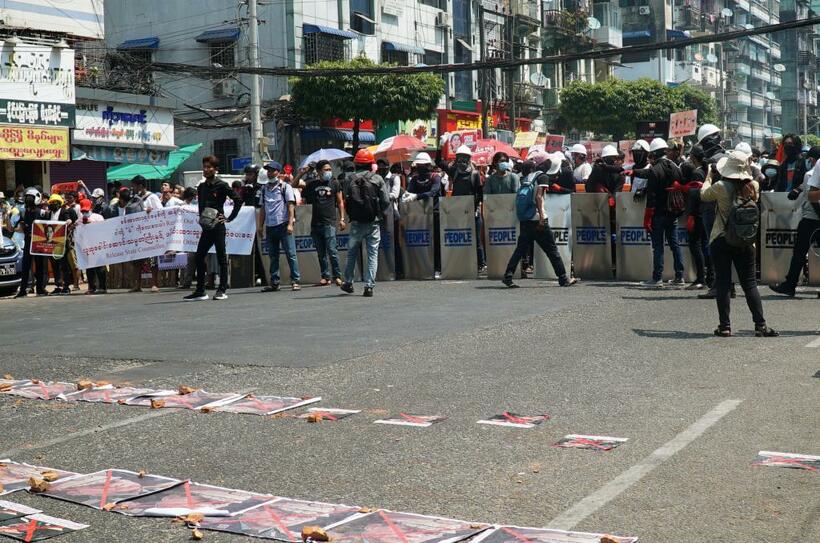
[546,152,564,175]
[649,137,669,153]
[734,142,752,155]
[412,152,433,165]
[24,187,42,205]
[631,139,650,152]
[455,145,472,157]
[601,145,618,158]
[697,123,720,144]
[570,143,587,156]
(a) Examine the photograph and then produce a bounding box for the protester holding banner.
[701,150,778,337]
[42,194,75,296]
[75,199,107,295]
[14,188,48,298]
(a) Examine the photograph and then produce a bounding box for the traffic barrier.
[376,206,396,281]
[570,193,612,279]
[483,195,519,279]
[614,193,696,282]
[760,193,802,285]
[810,249,820,286]
[439,196,478,279]
[534,194,572,280]
[399,199,434,279]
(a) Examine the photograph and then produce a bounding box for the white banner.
[74,205,255,269]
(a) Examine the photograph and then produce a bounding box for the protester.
[542,152,576,194]
[635,138,685,287]
[41,193,75,295]
[89,188,107,214]
[298,159,346,286]
[385,163,405,278]
[770,146,820,297]
[759,159,780,192]
[128,176,162,292]
[666,139,683,165]
[75,199,107,294]
[775,134,807,193]
[700,150,778,337]
[407,152,443,278]
[586,145,625,196]
[448,145,485,272]
[161,181,184,207]
[695,123,729,299]
[569,144,592,183]
[259,161,300,293]
[14,188,47,298]
[484,152,519,195]
[627,140,651,198]
[184,155,243,301]
[681,145,711,289]
[178,187,198,290]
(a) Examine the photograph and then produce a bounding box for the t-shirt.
[305,178,340,226]
[573,162,592,182]
[802,165,820,220]
[163,196,184,207]
[140,191,163,212]
[261,181,296,227]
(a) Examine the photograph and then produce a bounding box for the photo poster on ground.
[30,220,67,257]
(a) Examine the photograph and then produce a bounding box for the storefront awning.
[623,30,652,40]
[195,27,240,43]
[117,36,160,50]
[383,41,425,55]
[106,143,202,181]
[303,24,357,40]
[302,128,375,143]
[666,29,691,40]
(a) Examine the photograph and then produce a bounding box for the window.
[350,0,375,35]
[209,41,236,70]
[454,41,472,100]
[382,44,409,66]
[420,0,446,9]
[304,34,348,64]
[424,49,444,65]
[452,0,471,39]
[213,139,238,174]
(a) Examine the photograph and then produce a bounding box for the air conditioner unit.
[639,6,651,15]
[435,11,450,27]
[213,79,236,98]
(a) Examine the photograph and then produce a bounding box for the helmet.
[24,187,41,205]
[243,164,260,174]
[353,148,375,165]
[570,143,587,156]
[649,137,669,153]
[48,193,64,205]
[600,145,618,158]
[79,199,92,212]
[412,152,433,165]
[632,140,650,152]
[697,123,720,144]
[455,145,472,157]
[527,149,549,165]
[734,142,752,155]
[546,152,564,175]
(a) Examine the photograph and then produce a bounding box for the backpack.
[724,181,760,248]
[346,172,379,223]
[663,159,686,216]
[515,174,538,221]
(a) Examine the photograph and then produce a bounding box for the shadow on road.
[634,328,820,339]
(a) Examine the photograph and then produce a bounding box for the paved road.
[1,280,818,542]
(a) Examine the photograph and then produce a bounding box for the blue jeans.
[345,221,380,287]
[267,223,300,284]
[311,224,341,280]
[650,214,684,281]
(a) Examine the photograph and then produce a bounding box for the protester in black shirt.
[447,145,485,271]
[184,155,243,302]
[681,145,710,289]
[15,188,47,298]
[299,160,347,285]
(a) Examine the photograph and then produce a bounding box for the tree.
[290,57,445,150]
[558,78,719,141]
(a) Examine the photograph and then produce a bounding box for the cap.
[80,199,92,212]
[263,161,283,171]
[48,193,64,205]
[91,188,105,198]
[119,186,131,194]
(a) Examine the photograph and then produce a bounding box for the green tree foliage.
[558,78,718,140]
[290,57,445,150]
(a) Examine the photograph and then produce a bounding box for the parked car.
[0,231,23,296]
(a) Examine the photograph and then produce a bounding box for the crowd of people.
[2,124,817,335]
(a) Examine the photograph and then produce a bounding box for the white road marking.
[547,399,743,531]
[805,337,820,348]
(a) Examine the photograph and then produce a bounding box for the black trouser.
[52,256,72,288]
[504,220,567,281]
[711,237,766,328]
[433,210,441,273]
[195,224,228,293]
[688,215,712,285]
[87,266,107,292]
[19,244,46,294]
[783,217,820,289]
[393,217,404,278]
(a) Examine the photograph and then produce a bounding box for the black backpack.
[662,159,686,217]
[724,181,760,248]
[346,172,379,223]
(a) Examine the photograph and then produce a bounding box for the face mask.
[49,205,60,212]
[321,171,333,182]
[456,158,469,170]
[785,144,800,158]
[497,161,510,172]
[82,211,90,218]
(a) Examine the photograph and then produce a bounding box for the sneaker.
[670,277,685,285]
[754,325,779,337]
[685,282,705,290]
[478,265,488,274]
[150,286,160,293]
[35,290,48,297]
[640,279,664,288]
[560,277,578,287]
[291,283,301,291]
[261,284,280,292]
[501,277,519,288]
[713,326,732,337]
[340,282,354,294]
[14,291,27,298]
[213,290,227,301]
[769,283,796,297]
[698,288,717,299]
[48,288,62,296]
[434,271,441,280]
[60,287,71,295]
[183,292,209,301]
[363,286,374,297]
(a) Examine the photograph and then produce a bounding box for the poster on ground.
[200,498,363,541]
[373,414,447,427]
[0,514,88,542]
[29,221,67,257]
[553,435,628,451]
[42,470,182,510]
[476,413,550,429]
[4,382,77,401]
[0,502,40,523]
[297,408,361,421]
[326,510,489,543]
[752,451,820,472]
[60,386,160,404]
[471,525,638,543]
[126,390,242,411]
[0,461,77,496]
[115,482,274,517]
[214,395,321,416]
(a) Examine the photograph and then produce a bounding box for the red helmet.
[353,148,375,164]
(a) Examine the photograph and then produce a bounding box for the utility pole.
[248,0,264,164]
[478,2,489,137]
[506,9,516,133]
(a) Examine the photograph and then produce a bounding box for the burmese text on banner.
[0,125,70,161]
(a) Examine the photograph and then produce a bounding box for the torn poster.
[214,395,321,416]
[59,386,157,404]
[115,481,274,517]
[3,383,77,401]
[0,461,77,496]
[297,408,361,421]
[373,414,447,427]
[553,435,628,451]
[476,412,550,429]
[41,469,182,510]
[470,525,638,543]
[200,497,362,541]
[0,502,40,523]
[752,451,820,472]
[0,380,32,391]
[126,390,242,411]
[0,514,88,542]
[325,510,489,543]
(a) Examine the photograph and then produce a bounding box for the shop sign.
[0,125,69,161]
[0,99,74,127]
[0,42,75,104]
[73,100,174,148]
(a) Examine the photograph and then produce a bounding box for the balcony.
[591,3,622,48]
[727,89,752,107]
[771,73,782,87]
[514,82,544,107]
[772,99,782,115]
[727,62,751,76]
[799,50,818,65]
[512,0,540,25]
[799,90,818,106]
[750,2,770,23]
[733,0,750,11]
[751,66,772,83]
[542,9,589,36]
[737,121,753,138]
[675,5,702,31]
[771,41,781,60]
[751,92,765,109]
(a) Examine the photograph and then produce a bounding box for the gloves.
[643,207,655,233]
[623,170,633,177]
[550,183,562,193]
[666,180,684,193]
[685,181,703,190]
[686,214,695,233]
[787,187,802,200]
[608,196,615,208]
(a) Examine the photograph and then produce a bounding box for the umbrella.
[299,148,352,169]
[471,139,521,166]
[374,134,427,163]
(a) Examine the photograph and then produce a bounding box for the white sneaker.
[183,292,209,301]
[213,291,227,300]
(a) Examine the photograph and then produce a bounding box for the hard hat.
[631,140,650,152]
[91,188,105,198]
[353,148,376,165]
[570,143,587,155]
[734,142,752,155]
[601,145,618,158]
[649,137,669,153]
[412,152,433,165]
[24,187,41,205]
[696,123,720,143]
[455,145,472,157]
[48,193,64,205]
[0,191,4,199]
